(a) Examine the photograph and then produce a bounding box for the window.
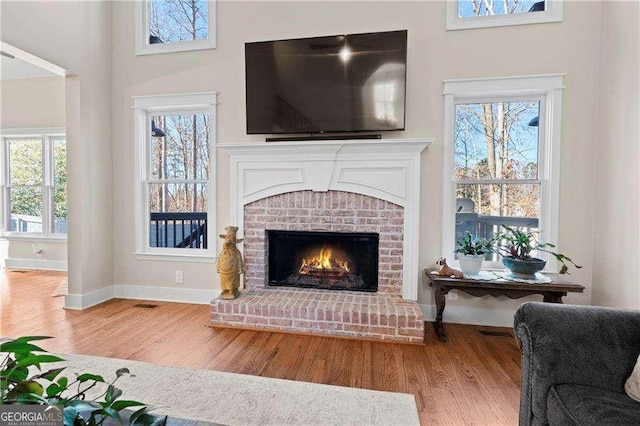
[446,0,563,30]
[135,0,216,56]
[133,93,217,261]
[1,129,67,238]
[442,75,564,269]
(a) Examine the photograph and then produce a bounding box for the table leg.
[543,293,564,303]
[433,286,448,342]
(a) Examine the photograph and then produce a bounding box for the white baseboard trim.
[64,284,220,310]
[4,258,67,271]
[419,304,516,328]
[65,286,114,310]
[114,284,220,305]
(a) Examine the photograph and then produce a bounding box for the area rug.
[51,280,68,297]
[55,354,419,425]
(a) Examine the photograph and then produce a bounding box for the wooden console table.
[424,270,585,342]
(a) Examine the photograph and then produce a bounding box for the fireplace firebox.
[267,230,379,292]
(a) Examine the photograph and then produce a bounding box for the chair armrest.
[514,302,640,426]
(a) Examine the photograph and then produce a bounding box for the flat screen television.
[245,30,407,135]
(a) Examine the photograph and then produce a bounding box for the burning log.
[299,248,349,277]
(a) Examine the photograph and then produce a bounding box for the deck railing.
[149,212,207,249]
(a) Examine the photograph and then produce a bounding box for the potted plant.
[455,231,494,276]
[495,225,582,278]
[1,336,165,425]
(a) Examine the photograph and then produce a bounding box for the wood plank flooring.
[1,269,522,425]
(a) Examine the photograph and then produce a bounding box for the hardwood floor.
[1,269,522,425]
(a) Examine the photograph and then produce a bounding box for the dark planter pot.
[502,257,546,279]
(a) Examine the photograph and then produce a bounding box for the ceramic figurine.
[217,226,244,299]
[435,257,463,279]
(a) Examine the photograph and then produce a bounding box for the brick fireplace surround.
[212,139,431,343]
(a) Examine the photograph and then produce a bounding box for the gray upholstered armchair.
[514,302,640,425]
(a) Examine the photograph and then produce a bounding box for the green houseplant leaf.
[495,225,583,274]
[1,336,166,425]
[455,231,494,256]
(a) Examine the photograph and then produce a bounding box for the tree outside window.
[148,0,208,44]
[455,101,540,215]
[447,0,561,30]
[148,113,210,249]
[457,0,542,18]
[136,0,216,55]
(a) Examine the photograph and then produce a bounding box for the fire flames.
[299,248,350,275]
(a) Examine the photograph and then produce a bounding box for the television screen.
[245,30,407,135]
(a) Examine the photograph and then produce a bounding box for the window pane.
[10,187,43,233]
[150,114,210,180]
[455,182,539,252]
[9,139,43,185]
[149,182,207,213]
[148,183,207,249]
[457,0,543,18]
[53,186,67,234]
[148,0,208,44]
[454,101,539,181]
[53,138,67,186]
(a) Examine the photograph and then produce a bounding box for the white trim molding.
[446,0,564,31]
[0,42,66,77]
[135,0,217,55]
[219,138,432,301]
[114,285,219,305]
[64,286,114,310]
[64,284,220,310]
[3,259,67,271]
[442,74,565,271]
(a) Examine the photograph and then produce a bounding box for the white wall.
[0,76,67,270]
[110,1,603,322]
[1,77,65,128]
[1,1,113,305]
[592,0,640,309]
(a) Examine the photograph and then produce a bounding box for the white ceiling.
[1,54,60,80]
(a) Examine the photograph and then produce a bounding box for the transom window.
[447,0,563,30]
[135,0,216,55]
[133,93,217,261]
[443,75,564,269]
[1,130,67,237]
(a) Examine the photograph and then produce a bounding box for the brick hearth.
[211,189,426,343]
[211,288,425,344]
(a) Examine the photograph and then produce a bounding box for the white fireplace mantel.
[219,138,432,301]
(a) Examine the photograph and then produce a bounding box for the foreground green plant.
[496,225,582,274]
[1,336,165,426]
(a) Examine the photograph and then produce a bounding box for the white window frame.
[133,92,217,262]
[135,0,217,56]
[0,128,67,241]
[442,74,565,270]
[446,0,563,31]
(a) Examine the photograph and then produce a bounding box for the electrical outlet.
[447,291,458,300]
[32,243,43,257]
[175,270,184,284]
